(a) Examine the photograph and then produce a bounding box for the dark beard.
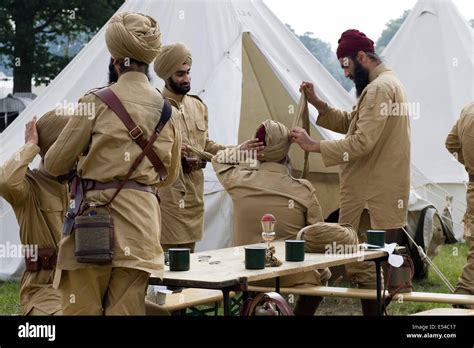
[108,58,118,84]
[353,59,370,97]
[168,77,191,95]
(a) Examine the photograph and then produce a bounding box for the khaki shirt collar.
[163,86,186,104]
[260,162,289,174]
[369,63,391,83]
[117,71,150,84]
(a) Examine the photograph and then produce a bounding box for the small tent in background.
[382,0,474,240]
[0,0,353,280]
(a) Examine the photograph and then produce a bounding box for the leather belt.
[83,179,155,194]
[470,174,474,183]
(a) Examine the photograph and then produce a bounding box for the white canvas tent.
[0,0,354,280]
[382,0,474,240]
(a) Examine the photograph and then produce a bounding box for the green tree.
[0,0,123,93]
[376,10,410,53]
[470,19,474,27]
[288,25,352,92]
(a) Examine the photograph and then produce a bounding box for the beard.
[108,58,118,84]
[352,59,370,97]
[168,77,191,95]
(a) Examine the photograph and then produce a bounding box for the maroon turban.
[336,29,375,59]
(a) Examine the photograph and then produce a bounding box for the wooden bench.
[247,285,474,306]
[155,288,238,315]
[412,308,474,315]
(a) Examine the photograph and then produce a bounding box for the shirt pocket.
[364,86,378,111]
[462,132,474,168]
[39,199,64,214]
[195,118,207,132]
[194,118,207,148]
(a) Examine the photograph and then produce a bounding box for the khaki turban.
[37,110,70,158]
[255,120,291,163]
[105,12,161,64]
[296,223,358,253]
[154,43,193,80]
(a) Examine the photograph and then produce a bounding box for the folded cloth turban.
[37,110,71,158]
[154,43,193,80]
[255,120,291,163]
[296,222,358,253]
[336,29,375,59]
[105,12,161,64]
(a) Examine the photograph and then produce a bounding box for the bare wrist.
[311,140,321,153]
[315,100,328,113]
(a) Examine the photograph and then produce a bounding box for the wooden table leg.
[375,259,383,316]
[223,288,231,316]
[275,277,280,293]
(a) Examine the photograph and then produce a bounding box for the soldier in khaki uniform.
[44,12,182,315]
[291,29,411,315]
[154,43,259,251]
[212,120,331,315]
[0,112,69,315]
[446,102,474,308]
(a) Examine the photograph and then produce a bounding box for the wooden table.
[149,241,392,315]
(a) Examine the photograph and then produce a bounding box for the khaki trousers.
[60,267,149,315]
[455,185,474,308]
[345,210,382,288]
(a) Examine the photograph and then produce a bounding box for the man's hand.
[239,138,265,152]
[239,138,265,162]
[25,117,38,145]
[181,143,190,157]
[290,127,320,153]
[300,81,327,113]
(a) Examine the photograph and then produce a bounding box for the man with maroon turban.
[291,29,411,315]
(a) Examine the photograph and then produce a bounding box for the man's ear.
[357,51,367,63]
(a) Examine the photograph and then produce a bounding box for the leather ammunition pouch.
[25,247,57,272]
[181,156,207,174]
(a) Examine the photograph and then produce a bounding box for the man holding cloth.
[45,12,181,315]
[291,29,411,315]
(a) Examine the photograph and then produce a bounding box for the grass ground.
[0,242,469,316]
[315,242,469,315]
[0,280,21,315]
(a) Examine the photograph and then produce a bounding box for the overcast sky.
[264,0,474,50]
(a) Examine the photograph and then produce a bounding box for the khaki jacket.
[159,87,226,244]
[446,102,474,176]
[44,71,182,279]
[446,102,474,231]
[0,143,66,314]
[317,64,411,230]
